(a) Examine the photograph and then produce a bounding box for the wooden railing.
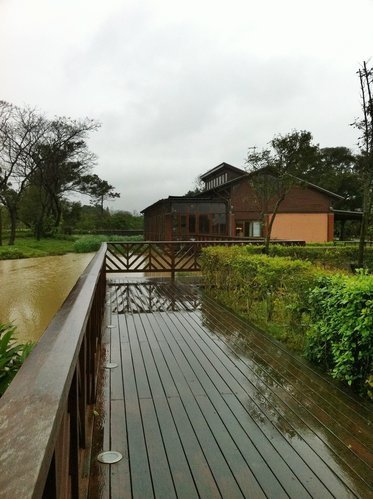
[105,240,253,276]
[105,239,305,276]
[0,243,107,499]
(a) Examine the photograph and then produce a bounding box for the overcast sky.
[1,0,372,212]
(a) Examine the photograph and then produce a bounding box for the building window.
[199,214,210,234]
[252,221,261,237]
[236,220,262,237]
[180,215,187,235]
[189,214,196,233]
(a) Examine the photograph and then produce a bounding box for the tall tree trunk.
[357,63,373,267]
[357,162,371,267]
[0,207,2,246]
[264,194,285,254]
[35,202,48,240]
[8,208,17,245]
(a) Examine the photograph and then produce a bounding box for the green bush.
[0,324,33,396]
[0,247,25,259]
[73,234,143,253]
[240,244,373,272]
[201,246,373,397]
[73,235,107,253]
[269,245,373,271]
[201,247,321,350]
[305,271,373,397]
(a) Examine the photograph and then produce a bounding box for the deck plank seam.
[132,307,223,498]
[152,290,366,499]
[144,307,245,498]
[159,308,321,499]
[175,305,371,494]
[201,292,373,422]
[150,310,281,498]
[184,307,373,477]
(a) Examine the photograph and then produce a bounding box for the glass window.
[236,220,261,237]
[252,221,261,237]
[189,214,196,233]
[199,214,210,234]
[180,215,187,235]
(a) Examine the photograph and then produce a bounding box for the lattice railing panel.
[105,240,249,273]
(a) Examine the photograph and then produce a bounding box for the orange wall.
[270,213,331,243]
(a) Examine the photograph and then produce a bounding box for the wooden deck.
[88,277,373,499]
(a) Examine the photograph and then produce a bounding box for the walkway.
[88,278,372,498]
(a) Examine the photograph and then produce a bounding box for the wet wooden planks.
[89,279,373,499]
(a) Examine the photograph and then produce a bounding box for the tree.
[0,102,49,244]
[26,117,100,239]
[185,176,204,196]
[352,61,373,267]
[80,174,120,214]
[302,147,358,207]
[0,103,101,240]
[246,130,320,253]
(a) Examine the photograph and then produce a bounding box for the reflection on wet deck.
[89,278,373,498]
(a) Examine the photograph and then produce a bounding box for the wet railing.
[0,243,107,499]
[106,240,252,276]
[105,239,305,277]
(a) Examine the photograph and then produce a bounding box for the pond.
[0,253,94,344]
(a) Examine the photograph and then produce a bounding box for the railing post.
[171,243,175,279]
[69,370,79,497]
[42,455,57,499]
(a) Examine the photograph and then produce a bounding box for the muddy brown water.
[0,253,94,344]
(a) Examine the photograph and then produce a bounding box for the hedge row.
[240,244,373,272]
[201,247,373,398]
[306,272,373,396]
[73,234,143,253]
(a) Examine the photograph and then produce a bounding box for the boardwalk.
[89,277,373,499]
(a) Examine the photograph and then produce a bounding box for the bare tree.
[0,101,49,244]
[353,62,373,267]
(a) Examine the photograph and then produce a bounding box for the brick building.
[142,162,344,243]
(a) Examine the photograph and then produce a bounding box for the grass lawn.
[0,237,76,259]
[0,234,143,259]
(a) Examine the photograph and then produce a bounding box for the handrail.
[0,243,107,498]
[105,239,305,275]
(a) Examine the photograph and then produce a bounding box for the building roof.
[141,196,226,213]
[142,163,344,213]
[199,162,245,180]
[200,166,344,201]
[331,208,363,220]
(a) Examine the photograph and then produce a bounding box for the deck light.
[97,451,123,464]
[104,362,118,369]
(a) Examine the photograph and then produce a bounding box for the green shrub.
[73,234,144,253]
[0,247,26,259]
[0,324,33,396]
[305,271,373,397]
[237,243,373,272]
[273,244,373,271]
[201,247,321,350]
[202,246,373,397]
[73,236,107,253]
